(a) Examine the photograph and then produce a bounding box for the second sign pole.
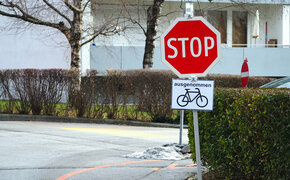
[193,110,202,180]
[179,110,184,145]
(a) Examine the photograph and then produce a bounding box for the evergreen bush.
[188,88,290,179]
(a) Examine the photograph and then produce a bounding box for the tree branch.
[42,0,72,26]
[0,1,70,37]
[159,10,182,18]
[120,0,147,36]
[153,35,160,41]
[80,24,115,47]
[127,18,147,36]
[81,18,128,47]
[64,0,81,12]
[82,0,91,12]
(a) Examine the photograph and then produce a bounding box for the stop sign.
[161,17,221,78]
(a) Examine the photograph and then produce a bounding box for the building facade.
[85,0,290,76]
[0,0,289,77]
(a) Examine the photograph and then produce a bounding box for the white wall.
[246,4,283,46]
[89,1,290,77]
[177,0,290,4]
[263,5,283,45]
[282,5,290,45]
[92,1,183,46]
[90,45,290,77]
[81,1,93,75]
[92,0,147,46]
[166,0,290,4]
[0,16,70,70]
[1,0,289,76]
[92,2,287,47]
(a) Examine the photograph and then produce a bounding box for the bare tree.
[142,0,164,69]
[124,0,165,69]
[0,0,125,79]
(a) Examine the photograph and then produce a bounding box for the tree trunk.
[70,0,82,90]
[143,35,155,69]
[143,0,165,69]
[68,0,87,112]
[70,43,81,91]
[71,43,81,71]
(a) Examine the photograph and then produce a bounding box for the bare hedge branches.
[0,69,277,121]
[0,69,70,115]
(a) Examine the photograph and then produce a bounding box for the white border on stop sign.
[160,16,222,78]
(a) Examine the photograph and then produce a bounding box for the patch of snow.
[124,144,191,160]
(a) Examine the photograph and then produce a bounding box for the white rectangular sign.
[172,79,214,111]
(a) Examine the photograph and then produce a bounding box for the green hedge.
[188,88,290,179]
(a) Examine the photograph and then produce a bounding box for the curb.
[0,114,188,128]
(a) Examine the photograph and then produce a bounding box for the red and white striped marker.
[241,58,249,88]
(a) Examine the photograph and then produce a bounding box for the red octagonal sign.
[161,17,221,78]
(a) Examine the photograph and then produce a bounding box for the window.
[195,10,227,44]
[207,11,227,44]
[232,11,248,47]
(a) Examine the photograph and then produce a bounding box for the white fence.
[90,45,290,77]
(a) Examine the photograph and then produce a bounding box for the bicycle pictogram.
[176,88,208,107]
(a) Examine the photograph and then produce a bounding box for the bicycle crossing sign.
[172,79,214,111]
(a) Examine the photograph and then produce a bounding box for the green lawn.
[0,100,179,123]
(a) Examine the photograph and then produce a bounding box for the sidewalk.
[0,114,188,129]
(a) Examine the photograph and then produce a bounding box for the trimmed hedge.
[0,69,279,122]
[200,75,276,88]
[188,88,290,179]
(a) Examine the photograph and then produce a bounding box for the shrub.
[9,70,31,114]
[188,88,290,179]
[201,74,275,88]
[69,70,99,117]
[0,69,70,115]
[103,70,127,119]
[90,69,177,121]
[0,69,279,124]
[41,70,70,115]
[92,70,130,119]
[0,70,15,113]
[23,69,46,115]
[124,70,176,122]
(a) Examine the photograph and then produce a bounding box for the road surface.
[0,121,196,180]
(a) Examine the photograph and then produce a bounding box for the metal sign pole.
[184,3,202,179]
[178,2,194,146]
[179,110,184,145]
[178,1,194,147]
[193,110,202,180]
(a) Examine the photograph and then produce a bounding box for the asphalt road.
[0,121,196,180]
